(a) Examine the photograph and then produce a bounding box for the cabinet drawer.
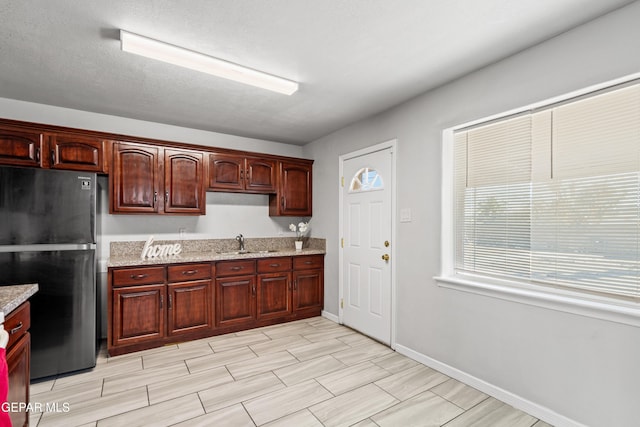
[216,260,256,277]
[112,266,166,286]
[257,257,292,273]
[293,255,324,270]
[5,302,30,350]
[167,263,211,282]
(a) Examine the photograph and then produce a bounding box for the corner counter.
[0,284,38,318]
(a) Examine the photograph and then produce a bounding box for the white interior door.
[342,146,393,345]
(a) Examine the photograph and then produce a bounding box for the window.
[442,80,640,320]
[350,167,383,192]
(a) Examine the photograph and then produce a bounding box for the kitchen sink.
[216,250,278,255]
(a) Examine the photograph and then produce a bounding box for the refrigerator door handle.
[0,244,96,253]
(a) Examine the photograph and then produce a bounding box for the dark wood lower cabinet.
[293,269,324,315]
[257,272,292,321]
[216,275,256,328]
[5,302,31,427]
[167,280,213,336]
[112,284,165,347]
[7,333,29,427]
[109,255,324,356]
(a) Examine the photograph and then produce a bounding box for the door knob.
[384,240,390,247]
[381,254,390,261]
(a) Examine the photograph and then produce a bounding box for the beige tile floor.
[28,317,553,427]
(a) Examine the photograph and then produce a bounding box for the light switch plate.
[400,208,412,222]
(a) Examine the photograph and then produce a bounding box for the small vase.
[295,241,303,251]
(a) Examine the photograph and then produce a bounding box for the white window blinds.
[454,83,640,301]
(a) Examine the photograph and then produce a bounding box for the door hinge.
[341,238,344,248]
[340,298,344,309]
[341,176,344,187]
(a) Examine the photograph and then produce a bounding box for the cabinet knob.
[130,274,149,280]
[182,270,198,276]
[51,149,56,165]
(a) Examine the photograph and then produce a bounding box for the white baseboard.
[321,310,339,323]
[394,344,586,427]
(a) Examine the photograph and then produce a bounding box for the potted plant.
[289,221,309,251]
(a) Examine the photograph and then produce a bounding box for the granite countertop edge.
[0,284,38,316]
[108,249,326,268]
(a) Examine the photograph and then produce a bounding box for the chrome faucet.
[236,234,245,252]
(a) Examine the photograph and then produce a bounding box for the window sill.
[435,275,640,328]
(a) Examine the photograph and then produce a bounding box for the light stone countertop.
[0,284,38,318]
[107,237,326,268]
[108,248,326,268]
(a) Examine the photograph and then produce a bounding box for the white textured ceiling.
[0,0,634,145]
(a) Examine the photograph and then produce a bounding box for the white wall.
[304,3,640,426]
[0,98,308,267]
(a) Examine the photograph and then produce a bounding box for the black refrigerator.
[0,166,97,379]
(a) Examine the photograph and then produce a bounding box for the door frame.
[338,139,397,349]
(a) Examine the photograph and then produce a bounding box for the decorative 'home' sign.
[140,236,182,260]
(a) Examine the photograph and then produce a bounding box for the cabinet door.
[257,272,292,321]
[50,133,105,172]
[6,332,29,427]
[293,269,323,314]
[270,160,312,216]
[0,127,44,167]
[245,157,277,193]
[216,275,256,328]
[167,280,213,336]
[208,153,244,192]
[112,284,165,346]
[111,142,160,213]
[164,149,205,214]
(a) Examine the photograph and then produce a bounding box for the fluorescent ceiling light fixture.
[119,30,298,95]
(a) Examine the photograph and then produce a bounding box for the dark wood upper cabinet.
[0,118,313,217]
[0,128,44,167]
[49,133,106,172]
[111,142,161,214]
[208,153,276,194]
[208,153,244,191]
[245,157,277,193]
[270,160,313,216]
[164,149,205,214]
[111,143,205,215]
